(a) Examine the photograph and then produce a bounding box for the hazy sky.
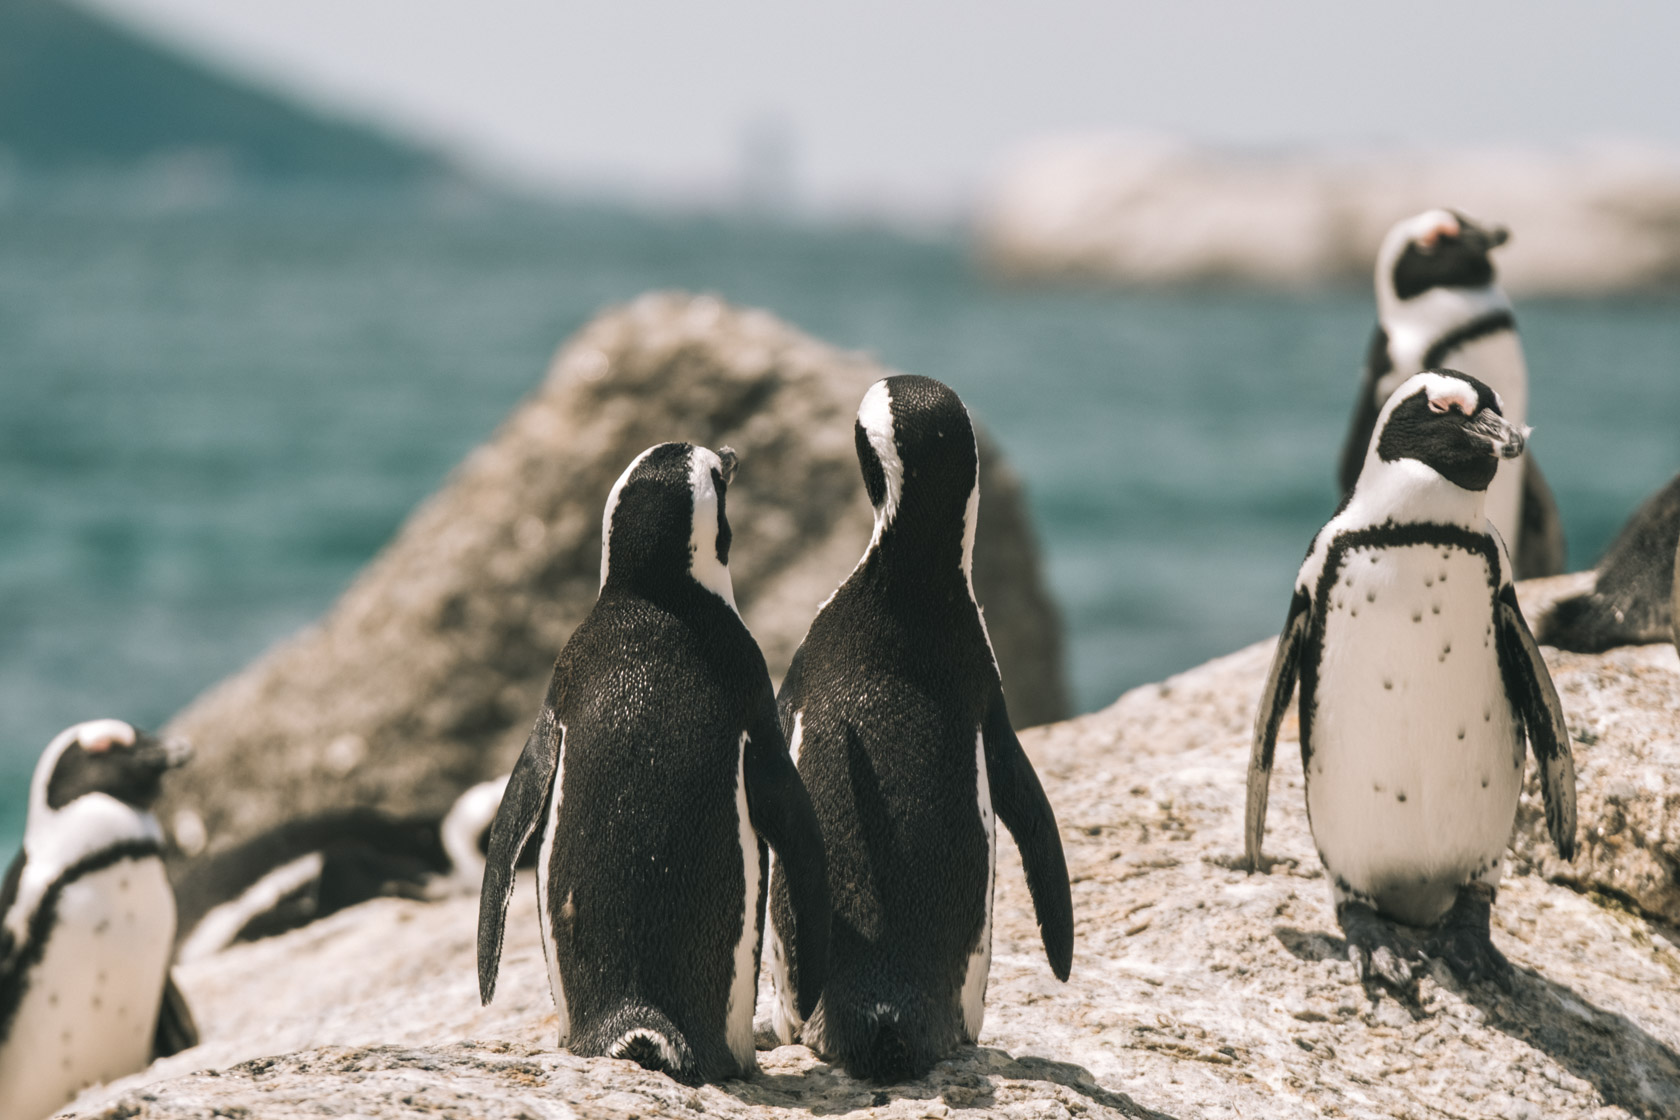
[81,0,1680,213]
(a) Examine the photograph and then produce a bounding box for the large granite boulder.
[158,293,1067,855]
[75,635,1680,1119]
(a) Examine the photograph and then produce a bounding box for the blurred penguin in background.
[1,720,197,1120]
[1342,209,1565,579]
[1537,471,1680,652]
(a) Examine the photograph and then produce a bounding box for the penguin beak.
[1468,410,1527,459]
[716,446,738,489]
[1460,218,1510,253]
[135,734,194,772]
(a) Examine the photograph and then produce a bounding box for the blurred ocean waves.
[2,190,1677,851]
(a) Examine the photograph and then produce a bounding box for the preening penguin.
[173,776,515,963]
[1537,470,1680,653]
[477,443,830,1086]
[768,375,1073,1083]
[1,720,197,1120]
[1251,370,1577,990]
[1341,209,1565,579]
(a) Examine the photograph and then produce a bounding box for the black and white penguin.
[477,442,831,1086]
[1,720,198,1120]
[766,375,1073,1082]
[1340,209,1566,579]
[172,776,513,962]
[1250,370,1577,989]
[1537,470,1680,652]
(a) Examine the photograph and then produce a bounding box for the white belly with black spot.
[0,857,175,1120]
[1307,542,1524,927]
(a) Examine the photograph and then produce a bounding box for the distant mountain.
[0,0,447,180]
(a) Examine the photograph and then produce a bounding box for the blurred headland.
[0,0,459,202]
[979,134,1680,296]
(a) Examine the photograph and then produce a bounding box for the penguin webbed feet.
[1336,901,1418,994]
[1423,882,1515,993]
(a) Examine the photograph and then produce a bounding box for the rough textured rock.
[74,634,1680,1119]
[159,292,1066,855]
[980,136,1680,294]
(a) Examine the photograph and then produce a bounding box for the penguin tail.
[829,1002,933,1084]
[607,1009,702,1086]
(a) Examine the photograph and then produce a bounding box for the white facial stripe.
[857,380,904,533]
[687,446,738,612]
[30,719,138,818]
[1426,380,1478,415]
[600,446,658,589]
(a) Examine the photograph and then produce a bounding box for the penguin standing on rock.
[478,442,831,1086]
[1250,370,1577,990]
[767,375,1073,1082]
[1,720,198,1120]
[1341,209,1565,579]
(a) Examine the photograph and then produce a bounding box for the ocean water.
[3,194,1678,852]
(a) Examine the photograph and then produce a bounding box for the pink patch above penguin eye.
[1417,216,1461,250]
[1428,398,1450,414]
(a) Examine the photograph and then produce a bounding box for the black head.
[1374,370,1526,492]
[1384,209,1510,301]
[40,719,191,812]
[854,375,980,564]
[600,441,737,606]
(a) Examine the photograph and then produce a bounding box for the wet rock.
[75,631,1680,1119]
[158,293,1067,854]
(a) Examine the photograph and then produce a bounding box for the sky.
[79,0,1680,214]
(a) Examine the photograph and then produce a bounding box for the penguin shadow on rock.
[169,775,520,962]
[1536,469,1680,653]
[1248,370,1576,993]
[0,720,197,1120]
[1341,208,1565,580]
[478,441,832,1087]
[761,375,1074,1085]
[1273,926,1680,1120]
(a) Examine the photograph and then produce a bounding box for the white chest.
[1306,542,1525,926]
[0,856,175,1120]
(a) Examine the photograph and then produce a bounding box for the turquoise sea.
[3,192,1678,852]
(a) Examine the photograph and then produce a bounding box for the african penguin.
[767,375,1073,1082]
[1340,209,1565,579]
[478,442,831,1086]
[172,776,514,963]
[1,720,198,1120]
[1537,470,1680,653]
[1250,370,1577,990]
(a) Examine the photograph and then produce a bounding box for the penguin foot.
[1426,883,1514,991]
[1337,901,1417,992]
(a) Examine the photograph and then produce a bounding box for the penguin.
[478,442,831,1086]
[172,776,515,963]
[1536,470,1680,652]
[1340,208,1566,579]
[766,375,1073,1083]
[1250,370,1577,990]
[1,719,198,1120]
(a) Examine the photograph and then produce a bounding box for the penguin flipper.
[1248,589,1310,871]
[0,847,22,972]
[153,971,199,1057]
[745,691,830,1020]
[1496,587,1578,860]
[477,706,562,1005]
[1338,325,1391,495]
[1515,456,1567,580]
[983,688,1073,982]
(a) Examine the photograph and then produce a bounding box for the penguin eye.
[1428,398,1451,415]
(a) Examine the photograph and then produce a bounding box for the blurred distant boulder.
[979,135,1680,294]
[160,292,1067,853]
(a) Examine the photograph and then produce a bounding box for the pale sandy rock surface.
[72,637,1680,1119]
[980,136,1680,294]
[158,292,1066,856]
